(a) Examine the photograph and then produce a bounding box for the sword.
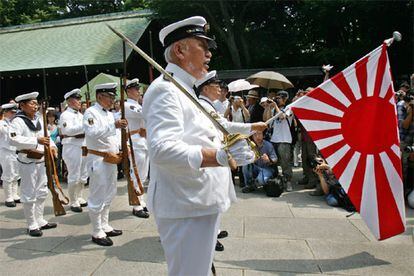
[107,24,259,167]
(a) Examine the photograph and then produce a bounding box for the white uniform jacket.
[0,118,16,152]
[198,95,252,136]
[9,112,55,164]
[142,63,236,219]
[124,98,147,150]
[83,103,119,153]
[59,107,85,147]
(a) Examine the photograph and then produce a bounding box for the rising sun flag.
[289,40,405,240]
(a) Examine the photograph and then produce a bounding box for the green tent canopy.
[79,72,147,102]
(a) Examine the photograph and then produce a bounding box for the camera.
[266,99,272,104]
[404,95,414,103]
[309,155,323,169]
[404,146,414,153]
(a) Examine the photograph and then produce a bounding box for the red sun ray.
[307,129,343,141]
[346,153,367,211]
[307,87,347,113]
[331,148,356,182]
[383,85,395,103]
[355,56,369,98]
[319,139,347,161]
[291,107,342,123]
[374,154,405,240]
[330,72,357,104]
[373,44,388,97]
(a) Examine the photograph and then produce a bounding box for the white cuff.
[188,145,203,170]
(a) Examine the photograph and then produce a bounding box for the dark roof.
[0,10,151,73]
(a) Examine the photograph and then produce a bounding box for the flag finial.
[384,31,402,46]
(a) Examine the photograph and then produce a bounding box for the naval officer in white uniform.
[59,89,89,213]
[143,16,256,276]
[83,83,127,246]
[9,92,58,237]
[124,78,150,219]
[0,103,21,207]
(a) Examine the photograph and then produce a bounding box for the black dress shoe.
[14,199,21,204]
[217,230,228,239]
[80,202,88,207]
[241,186,255,193]
[40,222,57,230]
[105,229,123,237]
[92,236,113,246]
[215,240,224,251]
[5,201,16,207]
[28,228,43,237]
[132,209,150,218]
[71,206,83,213]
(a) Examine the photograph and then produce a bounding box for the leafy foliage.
[0,0,412,76]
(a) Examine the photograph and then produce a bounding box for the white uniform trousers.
[18,162,49,230]
[0,149,20,202]
[62,145,88,207]
[130,145,149,211]
[155,213,221,276]
[87,155,117,238]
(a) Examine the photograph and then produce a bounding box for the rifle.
[128,130,145,196]
[120,42,141,206]
[41,101,69,216]
[83,65,91,107]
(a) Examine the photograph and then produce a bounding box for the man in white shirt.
[124,78,150,219]
[83,83,128,246]
[0,103,20,207]
[143,16,256,276]
[59,89,88,213]
[263,90,294,192]
[9,92,58,237]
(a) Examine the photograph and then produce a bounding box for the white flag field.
[288,43,405,240]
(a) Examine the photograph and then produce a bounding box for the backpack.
[330,184,356,212]
[263,176,284,197]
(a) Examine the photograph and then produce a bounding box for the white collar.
[165,63,199,98]
[126,98,139,105]
[199,95,214,105]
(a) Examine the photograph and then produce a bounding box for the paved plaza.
[1,169,413,275]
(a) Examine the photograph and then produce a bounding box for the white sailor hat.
[47,107,55,112]
[1,103,18,111]
[194,70,220,90]
[64,88,82,100]
[126,78,140,90]
[15,92,39,103]
[94,83,117,96]
[159,16,216,49]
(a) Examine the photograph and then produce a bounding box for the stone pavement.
[0,169,413,276]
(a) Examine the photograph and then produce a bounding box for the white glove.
[322,64,333,72]
[216,139,256,167]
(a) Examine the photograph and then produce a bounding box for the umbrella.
[247,71,294,90]
[228,79,259,92]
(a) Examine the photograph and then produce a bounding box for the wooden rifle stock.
[42,101,68,216]
[120,75,141,206]
[128,130,145,196]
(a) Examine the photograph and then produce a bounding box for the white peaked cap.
[15,92,39,103]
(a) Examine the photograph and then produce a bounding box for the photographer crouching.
[241,130,278,193]
[311,155,355,212]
